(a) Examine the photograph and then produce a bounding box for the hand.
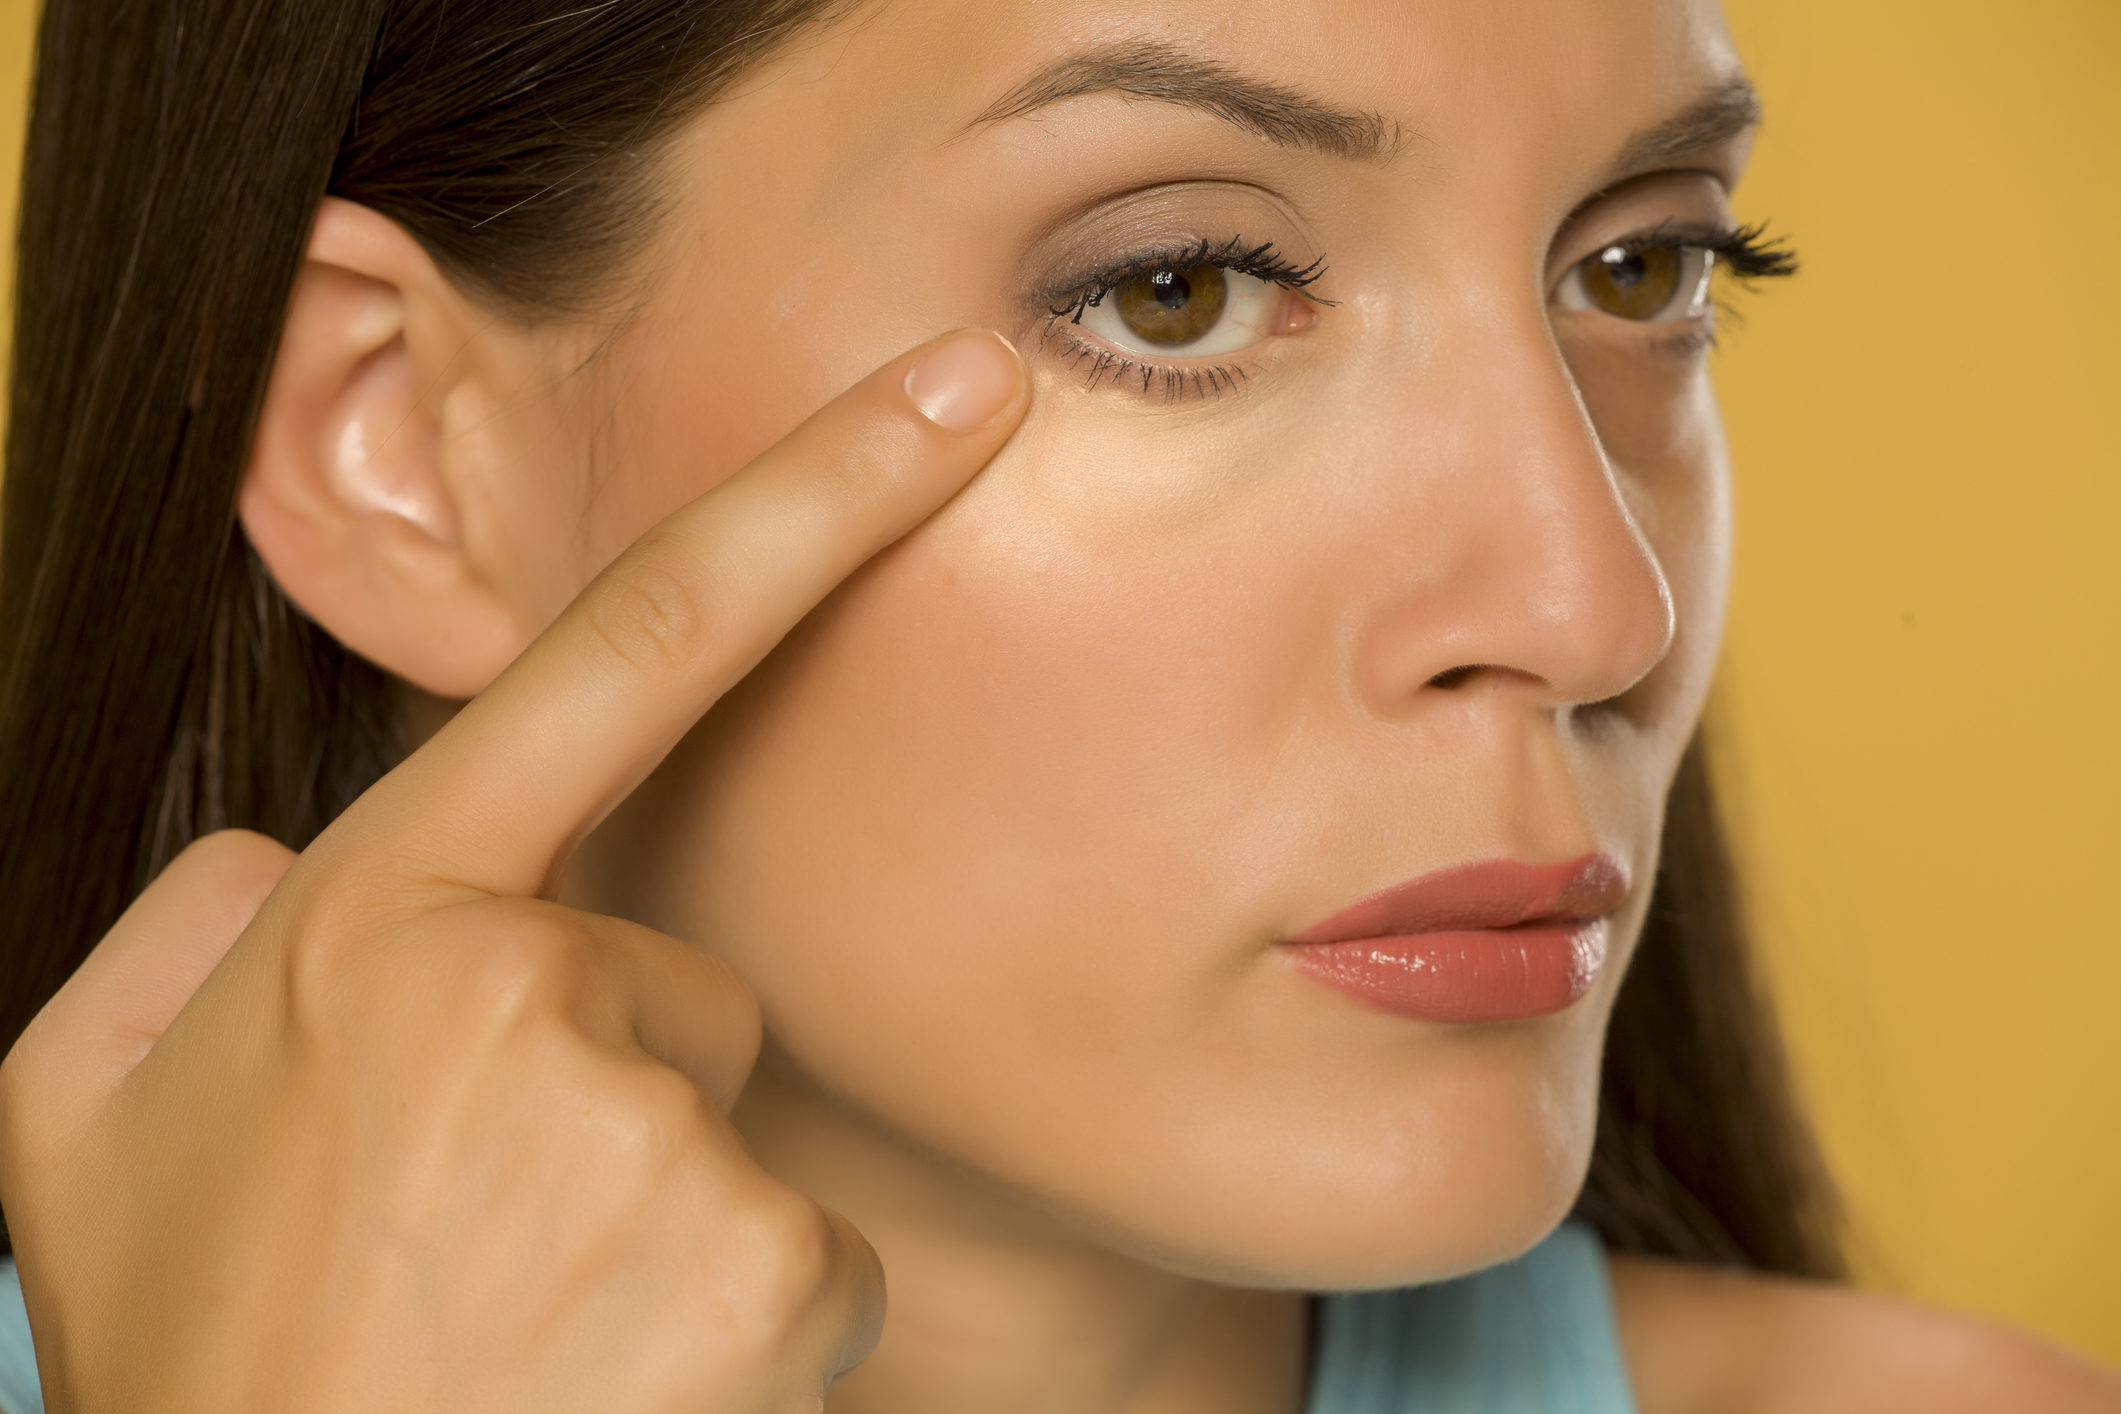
[0,330,1028,1412]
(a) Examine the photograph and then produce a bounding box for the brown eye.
[1562,243,1717,323]
[1112,263,1229,346]
[1578,245,1682,320]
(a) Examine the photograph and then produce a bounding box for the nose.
[1348,313,1675,716]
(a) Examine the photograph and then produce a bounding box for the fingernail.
[904,331,1021,434]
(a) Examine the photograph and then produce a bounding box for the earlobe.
[241,198,526,700]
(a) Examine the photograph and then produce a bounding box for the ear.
[240,198,534,699]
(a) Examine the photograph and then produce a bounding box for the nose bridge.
[1351,304,1675,716]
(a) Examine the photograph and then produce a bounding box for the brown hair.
[0,0,1841,1278]
[1578,739,1844,1275]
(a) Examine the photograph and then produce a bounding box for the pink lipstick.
[1284,854,1628,1024]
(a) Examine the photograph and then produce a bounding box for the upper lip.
[1286,853,1630,945]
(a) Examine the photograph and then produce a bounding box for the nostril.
[1426,664,1482,691]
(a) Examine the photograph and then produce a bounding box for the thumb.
[5,830,296,1119]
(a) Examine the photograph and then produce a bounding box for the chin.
[793,979,1615,1293]
[1095,1047,1603,1291]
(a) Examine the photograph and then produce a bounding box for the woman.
[0,0,2111,1407]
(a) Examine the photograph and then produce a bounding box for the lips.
[1284,854,1628,1024]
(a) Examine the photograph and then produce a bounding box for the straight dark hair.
[0,0,1844,1277]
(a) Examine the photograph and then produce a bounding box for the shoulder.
[1606,1252,2121,1414]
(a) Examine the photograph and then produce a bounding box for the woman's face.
[549,0,1750,1288]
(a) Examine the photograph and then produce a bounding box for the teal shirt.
[0,1261,36,1414]
[0,1221,1634,1413]
[1312,1221,1637,1413]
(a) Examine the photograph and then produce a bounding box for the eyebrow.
[969,41,1400,162]
[1608,76,1763,176]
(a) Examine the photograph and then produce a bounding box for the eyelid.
[1553,246,1714,322]
[1036,235,1332,323]
[1034,318,1265,402]
[1566,219,1733,270]
[1026,236,1328,402]
[1012,176,1324,300]
[1549,219,1797,299]
[1549,167,1736,260]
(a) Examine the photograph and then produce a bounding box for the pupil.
[1113,263,1227,346]
[1600,248,1646,288]
[1579,244,1682,321]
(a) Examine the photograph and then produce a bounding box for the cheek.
[575,238,937,573]
[671,418,1323,1035]
[1559,349,1728,937]
[616,396,1618,1284]
[1571,345,1732,731]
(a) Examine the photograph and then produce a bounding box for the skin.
[1,0,2115,1409]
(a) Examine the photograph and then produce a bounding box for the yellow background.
[1714,0,2119,1363]
[1,0,2115,1366]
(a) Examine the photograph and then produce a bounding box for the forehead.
[753,0,1743,177]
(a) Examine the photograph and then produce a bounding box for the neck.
[733,1047,1310,1414]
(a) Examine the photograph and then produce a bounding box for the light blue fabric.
[1309,1220,1637,1414]
[0,1261,41,1414]
[0,1223,1630,1413]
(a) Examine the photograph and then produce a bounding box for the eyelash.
[1026,222,1798,396]
[1036,237,1332,401]
[1581,220,1799,357]
[1609,219,1799,280]
[1044,237,1332,323]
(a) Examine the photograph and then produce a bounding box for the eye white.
[1075,267,1284,358]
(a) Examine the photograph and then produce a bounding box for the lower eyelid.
[1034,317,1262,402]
[1031,264,1317,400]
[1073,268,1286,361]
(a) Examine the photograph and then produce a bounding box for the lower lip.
[1288,919,1609,1024]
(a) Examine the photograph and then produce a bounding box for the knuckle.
[594,1062,709,1165]
[699,949,763,1039]
[741,1186,841,1319]
[456,910,594,1032]
[275,868,419,979]
[558,1056,727,1220]
[289,899,592,1044]
[280,892,391,1022]
[670,948,763,1105]
[586,537,719,676]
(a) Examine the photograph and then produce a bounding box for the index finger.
[306,329,1027,903]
